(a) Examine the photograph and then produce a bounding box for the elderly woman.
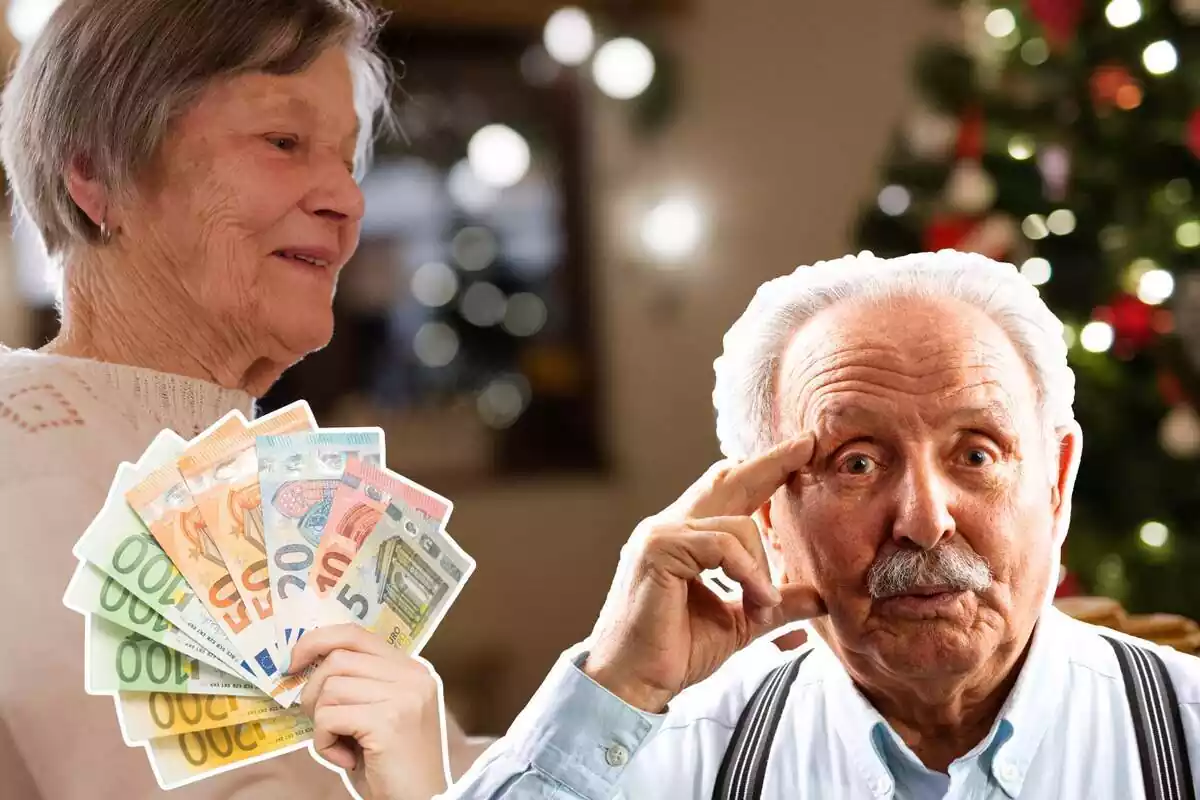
[0,1,482,798]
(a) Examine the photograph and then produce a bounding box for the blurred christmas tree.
[854,0,1200,617]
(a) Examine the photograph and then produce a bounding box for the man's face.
[763,295,1070,679]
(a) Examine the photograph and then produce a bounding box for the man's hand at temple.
[582,435,827,713]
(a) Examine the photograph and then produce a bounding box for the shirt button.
[998,762,1020,782]
[604,743,630,767]
[871,777,892,795]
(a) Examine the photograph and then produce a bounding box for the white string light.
[642,198,703,263]
[1139,521,1169,548]
[593,38,656,100]
[467,125,531,189]
[1080,321,1115,353]
[1143,40,1178,75]
[1137,269,1175,305]
[7,0,61,45]
[1105,0,1142,28]
[543,7,595,66]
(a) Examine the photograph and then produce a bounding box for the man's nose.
[889,456,956,550]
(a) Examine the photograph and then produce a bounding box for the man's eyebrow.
[945,400,1017,429]
[815,400,1017,429]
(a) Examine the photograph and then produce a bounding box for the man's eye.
[267,135,299,151]
[839,454,878,476]
[962,448,994,467]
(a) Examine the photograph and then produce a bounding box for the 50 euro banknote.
[143,710,314,790]
[178,403,316,677]
[126,417,295,699]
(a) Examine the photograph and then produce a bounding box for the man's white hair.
[712,249,1077,460]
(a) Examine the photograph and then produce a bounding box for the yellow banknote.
[177,402,314,689]
[144,711,314,790]
[117,692,287,744]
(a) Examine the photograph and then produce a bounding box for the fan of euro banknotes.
[61,401,474,790]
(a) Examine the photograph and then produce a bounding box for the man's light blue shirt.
[446,607,1200,799]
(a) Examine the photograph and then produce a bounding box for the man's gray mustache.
[867,544,993,599]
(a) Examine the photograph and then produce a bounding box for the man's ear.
[1051,421,1083,548]
[753,494,787,582]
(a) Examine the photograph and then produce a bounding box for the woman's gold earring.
[99,219,112,245]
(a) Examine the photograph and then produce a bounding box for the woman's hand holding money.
[290,625,450,800]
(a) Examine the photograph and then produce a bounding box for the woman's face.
[124,46,365,364]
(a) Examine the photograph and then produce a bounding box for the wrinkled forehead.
[775,295,1042,437]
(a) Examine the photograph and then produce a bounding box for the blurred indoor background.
[2,0,1199,734]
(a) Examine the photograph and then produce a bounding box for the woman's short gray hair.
[712,249,1077,459]
[0,0,393,256]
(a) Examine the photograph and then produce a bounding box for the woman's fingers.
[312,675,401,712]
[310,705,365,771]
[289,624,394,675]
[300,649,405,715]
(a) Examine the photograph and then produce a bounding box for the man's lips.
[878,584,961,599]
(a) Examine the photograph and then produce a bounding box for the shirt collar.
[806,605,1071,799]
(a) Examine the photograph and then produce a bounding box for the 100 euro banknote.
[256,429,383,664]
[323,499,473,655]
[72,433,255,683]
[65,560,239,682]
[86,615,260,697]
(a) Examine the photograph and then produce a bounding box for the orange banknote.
[177,402,314,688]
[125,439,276,692]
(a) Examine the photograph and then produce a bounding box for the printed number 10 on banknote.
[326,499,472,656]
[305,456,453,619]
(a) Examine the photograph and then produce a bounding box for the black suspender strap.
[1103,635,1196,800]
[712,650,812,800]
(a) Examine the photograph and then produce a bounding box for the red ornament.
[955,108,985,160]
[1094,292,1158,352]
[1054,568,1082,598]
[1158,370,1188,407]
[1090,64,1141,114]
[1027,0,1084,48]
[923,216,978,252]
[1187,109,1200,159]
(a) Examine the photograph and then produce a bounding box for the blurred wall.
[427,0,953,728]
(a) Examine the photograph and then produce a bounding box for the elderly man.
[447,251,1200,800]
